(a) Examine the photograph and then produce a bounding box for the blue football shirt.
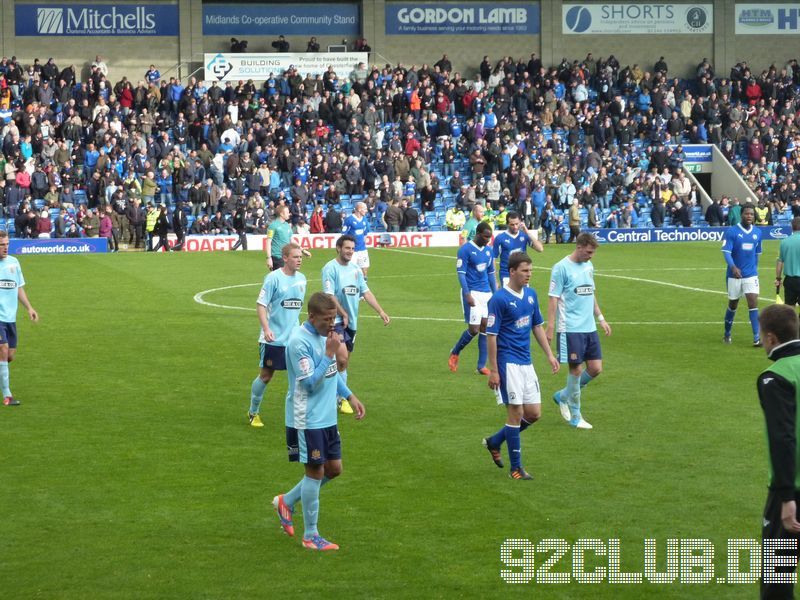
[322,258,369,329]
[721,223,762,278]
[257,269,307,346]
[343,215,369,251]
[549,256,597,333]
[456,241,495,293]
[0,257,25,323]
[284,322,340,430]
[486,286,545,365]
[493,231,532,279]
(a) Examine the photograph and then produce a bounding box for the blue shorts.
[0,322,18,349]
[557,331,602,365]
[260,343,286,370]
[334,323,357,353]
[286,425,341,464]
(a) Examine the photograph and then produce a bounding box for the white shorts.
[727,276,759,300]
[463,290,492,325]
[354,250,370,269]
[494,363,541,405]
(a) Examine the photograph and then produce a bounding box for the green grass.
[0,242,782,598]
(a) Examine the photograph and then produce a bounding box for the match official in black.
[757,304,800,599]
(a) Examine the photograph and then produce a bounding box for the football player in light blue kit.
[342,202,371,279]
[272,292,365,551]
[322,235,389,413]
[722,203,762,346]
[0,231,38,406]
[449,221,497,375]
[248,243,307,427]
[482,253,559,480]
[547,233,611,430]
[493,211,543,287]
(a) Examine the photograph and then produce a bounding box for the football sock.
[724,308,736,337]
[0,361,10,397]
[284,476,330,510]
[301,476,322,538]
[284,479,303,508]
[249,376,267,415]
[487,426,507,449]
[566,373,581,420]
[477,332,488,369]
[580,371,594,388]
[749,308,760,341]
[505,424,522,470]
[452,329,476,355]
[519,417,535,433]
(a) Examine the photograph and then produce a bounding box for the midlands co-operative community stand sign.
[15,3,179,36]
[563,3,712,34]
[385,2,540,35]
[202,3,360,36]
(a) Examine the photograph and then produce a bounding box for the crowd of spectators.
[2,47,800,249]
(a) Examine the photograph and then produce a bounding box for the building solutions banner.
[15,3,179,36]
[591,225,790,244]
[563,3,712,34]
[736,4,800,34]
[204,52,368,82]
[385,2,539,35]
[202,3,359,36]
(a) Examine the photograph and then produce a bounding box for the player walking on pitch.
[272,292,365,551]
[0,230,38,406]
[449,222,497,375]
[722,203,762,346]
[248,243,307,427]
[322,235,389,414]
[547,233,611,430]
[482,253,559,480]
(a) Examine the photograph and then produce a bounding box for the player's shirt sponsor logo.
[514,316,531,329]
[343,285,359,296]
[0,280,17,289]
[476,263,486,272]
[741,243,754,251]
[324,362,338,377]
[281,298,303,309]
[574,285,593,295]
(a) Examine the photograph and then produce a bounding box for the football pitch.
[0,241,782,598]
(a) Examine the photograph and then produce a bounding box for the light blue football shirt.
[257,269,307,346]
[0,256,25,323]
[321,258,369,329]
[284,322,340,430]
[549,256,596,333]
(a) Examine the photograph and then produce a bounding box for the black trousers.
[762,491,800,600]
